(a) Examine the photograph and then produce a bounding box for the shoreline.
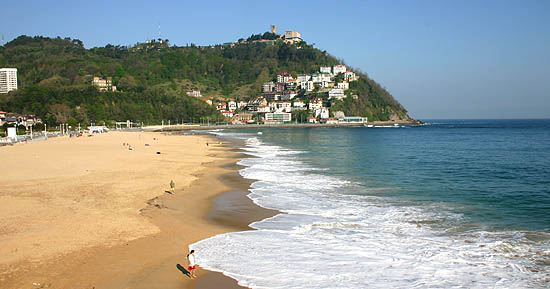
[144,119,423,132]
[0,131,275,288]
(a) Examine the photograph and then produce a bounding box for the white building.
[280,90,297,100]
[320,81,331,88]
[338,117,368,124]
[311,73,332,83]
[315,107,330,119]
[283,31,302,44]
[186,89,201,98]
[237,100,248,109]
[337,81,349,90]
[328,88,345,100]
[257,105,271,113]
[277,72,293,83]
[265,112,292,124]
[221,110,234,118]
[286,79,298,90]
[263,81,275,93]
[297,74,311,83]
[309,98,324,111]
[320,66,332,74]
[300,81,314,92]
[0,68,18,94]
[92,76,116,92]
[227,101,237,111]
[269,101,292,113]
[323,118,339,124]
[333,64,347,75]
[247,97,268,112]
[293,101,306,109]
[344,71,358,81]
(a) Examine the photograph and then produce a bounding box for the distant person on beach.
[187,250,197,278]
[170,180,175,193]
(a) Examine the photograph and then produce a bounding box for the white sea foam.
[193,132,549,288]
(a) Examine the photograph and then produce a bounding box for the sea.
[192,119,550,289]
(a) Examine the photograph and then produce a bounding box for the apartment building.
[0,68,18,94]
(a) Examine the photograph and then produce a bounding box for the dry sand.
[0,131,274,288]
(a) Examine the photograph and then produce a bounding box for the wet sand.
[0,131,276,288]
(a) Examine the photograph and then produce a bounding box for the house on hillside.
[22,115,42,128]
[263,91,281,101]
[280,90,296,100]
[221,110,233,118]
[227,100,237,111]
[273,82,284,92]
[300,80,314,92]
[247,97,268,112]
[311,73,332,83]
[186,90,202,98]
[320,66,332,74]
[344,71,358,81]
[92,76,116,92]
[293,101,306,110]
[309,97,323,111]
[297,74,311,83]
[269,101,292,113]
[333,64,347,75]
[215,102,227,111]
[283,31,302,44]
[286,78,298,90]
[263,81,275,93]
[237,100,248,109]
[328,88,345,100]
[315,107,330,119]
[337,81,349,90]
[277,72,293,84]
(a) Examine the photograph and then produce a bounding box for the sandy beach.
[0,131,274,288]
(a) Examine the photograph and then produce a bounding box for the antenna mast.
[158,23,161,40]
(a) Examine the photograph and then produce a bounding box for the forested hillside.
[0,35,410,125]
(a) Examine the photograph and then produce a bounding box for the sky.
[1,0,549,119]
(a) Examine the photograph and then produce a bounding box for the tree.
[48,104,72,124]
[67,117,78,129]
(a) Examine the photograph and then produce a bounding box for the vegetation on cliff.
[0,35,410,125]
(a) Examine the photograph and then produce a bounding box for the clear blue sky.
[2,0,549,119]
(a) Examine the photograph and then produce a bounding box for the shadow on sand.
[176,264,191,278]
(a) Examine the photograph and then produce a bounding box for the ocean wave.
[191,135,549,288]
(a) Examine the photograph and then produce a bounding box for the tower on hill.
[270,25,276,34]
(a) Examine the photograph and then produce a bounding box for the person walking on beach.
[187,250,197,278]
[170,180,175,193]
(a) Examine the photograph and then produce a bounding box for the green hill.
[0,35,411,125]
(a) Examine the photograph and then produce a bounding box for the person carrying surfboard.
[187,250,197,278]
